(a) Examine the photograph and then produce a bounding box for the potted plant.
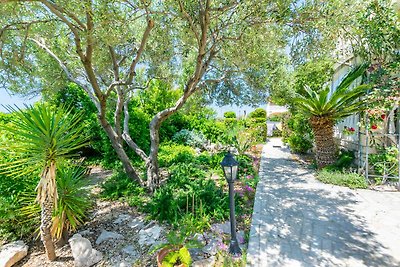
[157,245,191,267]
[155,229,200,267]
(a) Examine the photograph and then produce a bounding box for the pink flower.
[246,175,253,179]
[218,241,228,251]
[245,185,254,192]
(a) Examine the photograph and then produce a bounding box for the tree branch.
[122,98,149,162]
[30,38,100,111]
[125,18,154,84]
[178,0,200,44]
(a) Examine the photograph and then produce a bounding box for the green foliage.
[172,129,206,149]
[51,164,92,239]
[191,120,226,144]
[369,146,399,179]
[224,111,236,119]
[162,247,191,267]
[293,58,334,94]
[222,125,256,155]
[268,112,288,122]
[282,113,313,153]
[317,169,368,189]
[146,163,228,225]
[293,64,370,121]
[287,134,313,154]
[248,108,266,119]
[100,170,147,207]
[0,104,89,177]
[158,144,196,168]
[324,151,355,171]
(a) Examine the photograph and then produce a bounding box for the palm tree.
[0,104,87,260]
[293,64,370,168]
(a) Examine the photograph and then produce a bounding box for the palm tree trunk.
[41,197,56,261]
[310,116,337,168]
[37,162,57,261]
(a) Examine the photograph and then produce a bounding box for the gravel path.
[247,138,400,267]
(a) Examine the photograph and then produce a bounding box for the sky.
[0,87,40,113]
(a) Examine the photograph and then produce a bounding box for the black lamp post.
[221,151,242,256]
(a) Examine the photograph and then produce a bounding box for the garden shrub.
[192,120,226,144]
[172,129,206,148]
[248,108,266,119]
[268,112,288,122]
[146,163,229,225]
[286,134,313,154]
[369,146,399,178]
[282,112,314,153]
[158,143,196,167]
[223,111,236,119]
[324,150,355,171]
[317,169,368,189]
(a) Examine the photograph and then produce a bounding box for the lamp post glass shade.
[221,152,239,181]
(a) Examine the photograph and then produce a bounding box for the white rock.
[0,241,28,267]
[138,225,163,246]
[69,234,103,267]
[192,256,216,267]
[95,230,124,245]
[113,214,132,225]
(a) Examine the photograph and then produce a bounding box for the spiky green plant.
[293,63,370,168]
[0,104,88,261]
[52,164,91,240]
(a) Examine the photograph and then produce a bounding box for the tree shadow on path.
[253,147,399,266]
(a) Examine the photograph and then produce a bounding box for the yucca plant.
[17,164,91,244]
[0,104,88,261]
[293,64,370,168]
[52,164,91,242]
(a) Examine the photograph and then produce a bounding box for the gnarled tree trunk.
[99,114,141,182]
[310,116,337,168]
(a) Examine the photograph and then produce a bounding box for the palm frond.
[293,63,370,120]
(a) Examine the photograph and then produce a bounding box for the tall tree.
[0,0,295,190]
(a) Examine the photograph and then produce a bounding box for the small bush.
[158,144,196,167]
[268,112,288,122]
[282,112,314,152]
[317,169,368,189]
[325,150,355,171]
[146,163,228,225]
[223,111,236,119]
[172,129,206,148]
[248,108,266,119]
[286,134,313,154]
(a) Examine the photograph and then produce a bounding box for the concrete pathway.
[247,138,400,267]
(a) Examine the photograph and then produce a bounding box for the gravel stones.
[95,230,124,245]
[138,224,164,246]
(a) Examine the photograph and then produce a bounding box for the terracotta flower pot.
[157,247,185,267]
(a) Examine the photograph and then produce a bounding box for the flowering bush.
[366,108,387,131]
[343,126,356,135]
